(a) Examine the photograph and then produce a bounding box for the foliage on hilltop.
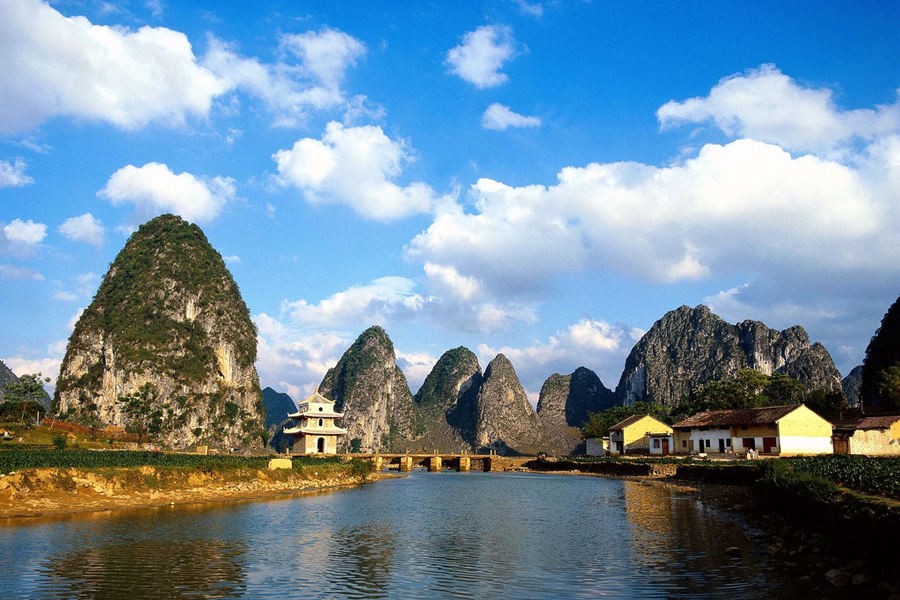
[57,214,256,396]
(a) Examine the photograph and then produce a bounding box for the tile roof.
[672,405,801,429]
[831,415,900,432]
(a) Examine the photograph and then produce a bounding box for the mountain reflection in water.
[0,471,788,599]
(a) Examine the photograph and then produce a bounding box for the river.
[0,470,793,598]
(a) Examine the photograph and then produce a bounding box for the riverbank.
[0,464,390,520]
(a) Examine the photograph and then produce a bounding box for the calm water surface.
[0,471,790,599]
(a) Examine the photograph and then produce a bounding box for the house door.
[317,437,326,453]
[718,439,726,453]
[762,437,777,454]
[661,439,669,456]
[743,438,756,450]
[834,438,849,454]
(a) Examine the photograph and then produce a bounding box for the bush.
[52,434,67,451]
[349,458,374,479]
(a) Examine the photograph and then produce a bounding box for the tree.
[118,383,163,443]
[3,373,50,424]
[583,402,669,438]
[875,364,900,411]
[671,369,808,421]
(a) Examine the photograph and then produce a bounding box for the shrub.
[52,434,67,450]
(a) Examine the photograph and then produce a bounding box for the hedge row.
[0,449,342,474]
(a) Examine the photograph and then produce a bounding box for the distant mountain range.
[268,304,848,456]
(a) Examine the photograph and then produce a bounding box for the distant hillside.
[617,305,845,407]
[537,367,617,455]
[262,386,297,453]
[861,293,900,409]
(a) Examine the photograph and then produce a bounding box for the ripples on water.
[0,471,786,599]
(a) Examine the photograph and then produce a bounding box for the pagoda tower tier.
[284,388,347,454]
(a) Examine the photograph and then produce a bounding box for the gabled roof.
[672,405,801,429]
[609,414,663,432]
[831,414,900,432]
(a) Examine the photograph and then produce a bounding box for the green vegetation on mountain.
[54,214,264,451]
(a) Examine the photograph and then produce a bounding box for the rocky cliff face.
[536,367,617,455]
[0,360,19,402]
[319,326,417,452]
[842,366,863,408]
[472,354,548,455]
[54,214,265,451]
[262,386,297,453]
[413,347,481,453]
[616,305,844,407]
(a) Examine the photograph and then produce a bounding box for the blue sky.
[2,0,899,405]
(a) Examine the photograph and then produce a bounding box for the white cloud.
[407,137,894,297]
[423,262,481,300]
[1,219,47,256]
[284,276,424,326]
[0,158,34,187]
[274,122,447,221]
[53,291,79,302]
[253,312,352,401]
[3,219,47,245]
[223,255,241,264]
[477,318,630,399]
[482,103,541,130]
[98,162,236,223]
[203,27,365,128]
[446,25,518,88]
[0,0,227,134]
[396,351,438,394]
[0,264,44,281]
[2,355,62,388]
[657,64,900,154]
[58,213,105,247]
[513,0,544,18]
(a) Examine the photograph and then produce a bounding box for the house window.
[741,425,748,431]
[653,439,660,449]
[705,439,711,448]
[682,440,687,448]
[726,438,732,447]
[318,418,324,427]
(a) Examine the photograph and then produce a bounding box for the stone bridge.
[351,453,495,472]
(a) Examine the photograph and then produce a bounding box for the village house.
[608,414,673,456]
[585,437,609,457]
[672,404,833,456]
[831,411,900,455]
[648,432,674,455]
[283,388,347,454]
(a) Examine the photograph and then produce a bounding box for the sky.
[2,0,899,407]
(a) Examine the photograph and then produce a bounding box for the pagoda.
[284,388,347,454]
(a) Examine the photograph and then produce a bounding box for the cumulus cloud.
[58,213,105,247]
[98,162,236,223]
[446,25,518,88]
[204,28,365,128]
[253,313,353,401]
[657,64,900,154]
[2,355,62,388]
[273,122,448,221]
[482,103,541,130]
[477,317,631,399]
[407,137,895,297]
[0,0,227,134]
[0,159,34,187]
[0,264,44,281]
[284,276,424,327]
[396,350,438,394]
[1,219,47,256]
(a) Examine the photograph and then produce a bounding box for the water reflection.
[37,539,247,600]
[0,472,787,599]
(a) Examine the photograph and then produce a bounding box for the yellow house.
[672,404,833,456]
[608,415,673,456]
[832,413,900,455]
